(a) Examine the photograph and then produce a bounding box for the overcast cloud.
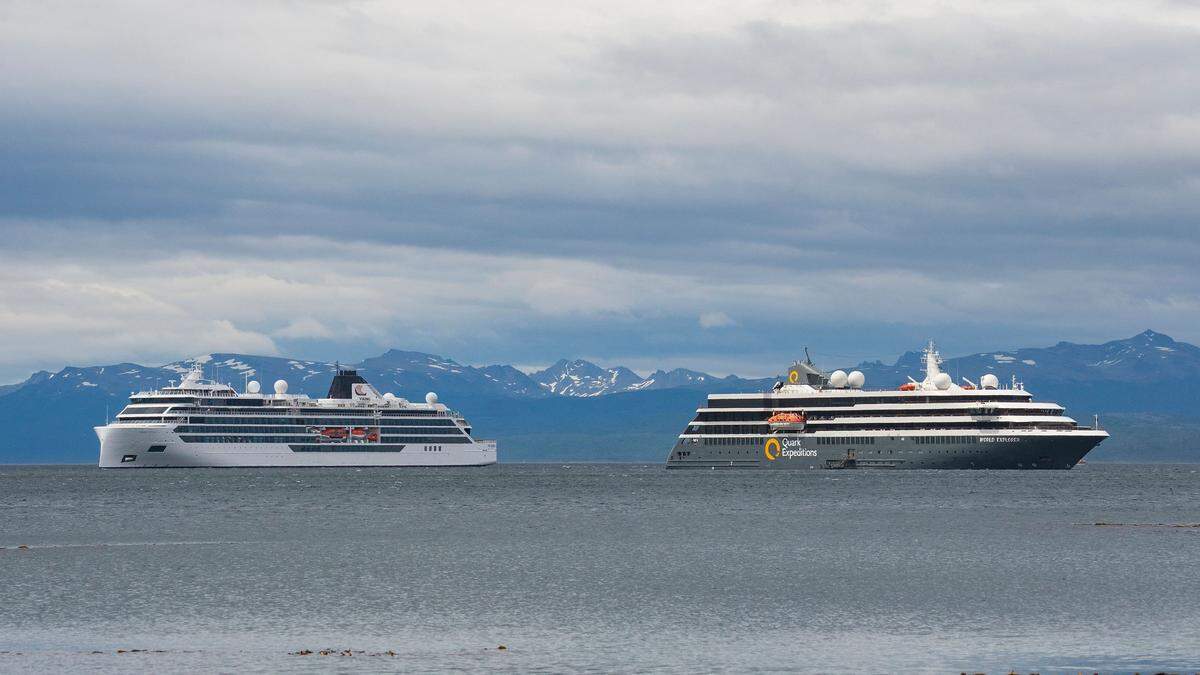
[2,0,1199,382]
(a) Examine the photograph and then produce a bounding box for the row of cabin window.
[698,436,989,447]
[289,445,420,452]
[806,409,1062,419]
[164,407,443,417]
[183,417,457,426]
[118,406,171,416]
[694,409,1060,422]
[174,425,464,434]
[131,397,251,406]
[691,421,1072,433]
[703,437,759,446]
[702,436,877,446]
[891,421,1074,430]
[178,435,472,444]
[816,417,1080,427]
[690,425,763,435]
[705,394,1029,408]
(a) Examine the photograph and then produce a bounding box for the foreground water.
[1,463,1198,673]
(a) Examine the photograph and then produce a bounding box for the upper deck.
[677,341,1094,436]
[112,365,465,424]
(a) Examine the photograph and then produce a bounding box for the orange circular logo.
[764,437,781,461]
[788,369,800,384]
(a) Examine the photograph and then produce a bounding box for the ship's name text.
[782,438,818,457]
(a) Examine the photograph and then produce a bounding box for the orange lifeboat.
[351,427,368,437]
[366,430,380,443]
[768,412,806,431]
[898,382,917,391]
[320,427,349,439]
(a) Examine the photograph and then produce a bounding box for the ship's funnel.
[327,368,368,399]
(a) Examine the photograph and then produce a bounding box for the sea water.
[1,463,1198,672]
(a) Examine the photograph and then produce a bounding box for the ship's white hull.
[96,424,497,468]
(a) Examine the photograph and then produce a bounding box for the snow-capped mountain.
[528,361,778,396]
[10,330,1198,404]
[638,368,777,392]
[357,350,549,399]
[531,359,646,397]
[633,368,713,390]
[2,351,550,403]
[850,330,1200,389]
[5,364,178,399]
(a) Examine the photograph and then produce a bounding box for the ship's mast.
[922,340,942,384]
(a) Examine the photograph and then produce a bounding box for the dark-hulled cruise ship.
[96,366,496,468]
[666,342,1107,470]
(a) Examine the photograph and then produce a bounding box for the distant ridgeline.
[1,330,1197,463]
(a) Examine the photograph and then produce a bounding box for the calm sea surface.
[1,463,1198,673]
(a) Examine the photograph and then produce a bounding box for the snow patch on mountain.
[532,359,646,397]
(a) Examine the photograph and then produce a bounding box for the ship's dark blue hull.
[666,432,1107,470]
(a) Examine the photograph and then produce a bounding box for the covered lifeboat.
[767,411,806,431]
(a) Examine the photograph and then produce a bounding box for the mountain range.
[1,330,1196,463]
[0,349,776,403]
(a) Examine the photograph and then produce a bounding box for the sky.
[2,0,1199,382]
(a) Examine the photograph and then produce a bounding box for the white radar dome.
[829,370,848,388]
[847,370,865,389]
[425,392,438,405]
[274,379,288,395]
[980,373,999,389]
[246,380,261,394]
[383,392,395,400]
[933,372,952,390]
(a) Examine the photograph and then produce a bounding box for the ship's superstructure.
[96,366,497,468]
[666,342,1107,470]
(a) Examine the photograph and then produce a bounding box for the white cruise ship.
[666,342,1108,470]
[96,366,497,468]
